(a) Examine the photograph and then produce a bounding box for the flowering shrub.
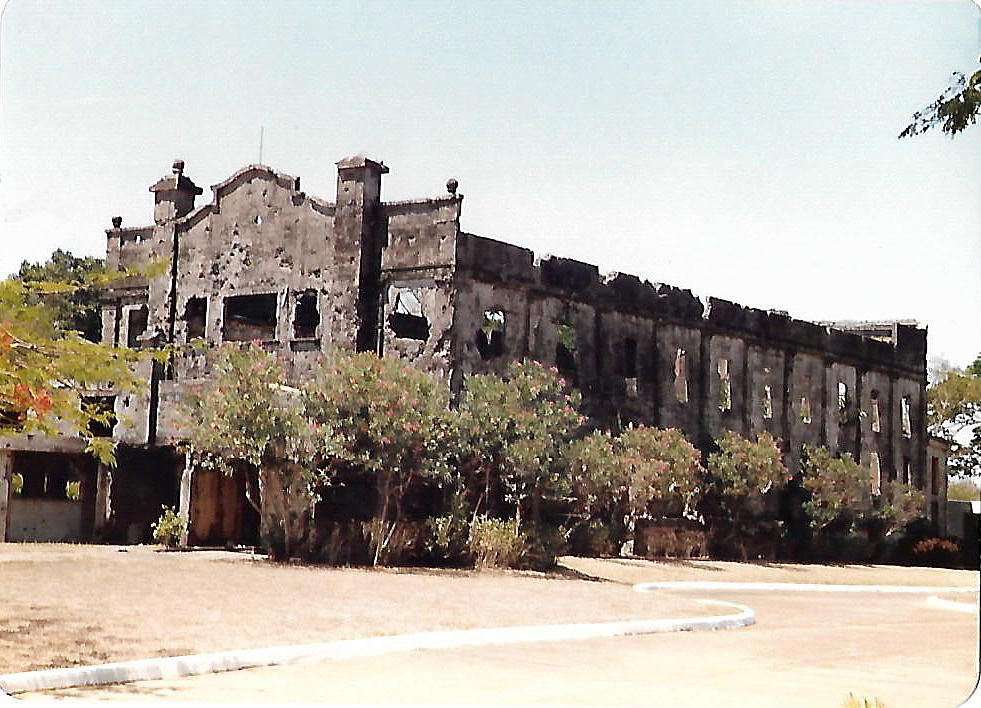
[456,361,584,530]
[181,343,322,560]
[305,351,454,566]
[566,425,704,554]
[801,445,871,532]
[706,431,789,559]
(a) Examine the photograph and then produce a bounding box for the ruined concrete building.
[0,156,946,545]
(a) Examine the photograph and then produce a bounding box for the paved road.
[24,588,979,707]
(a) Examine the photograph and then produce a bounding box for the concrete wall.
[6,498,85,542]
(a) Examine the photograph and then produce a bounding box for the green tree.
[706,431,790,559]
[619,425,704,521]
[181,343,321,560]
[801,445,925,548]
[927,357,981,479]
[15,249,106,342]
[305,351,455,566]
[456,361,583,532]
[870,480,925,540]
[800,445,870,533]
[900,61,981,138]
[565,425,703,554]
[566,429,627,549]
[0,276,142,464]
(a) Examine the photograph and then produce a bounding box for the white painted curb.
[0,600,753,695]
[633,581,980,594]
[926,595,980,613]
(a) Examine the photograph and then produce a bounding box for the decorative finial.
[111,216,123,229]
[172,159,185,176]
[446,177,458,196]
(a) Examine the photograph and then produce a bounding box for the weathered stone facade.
[0,155,936,544]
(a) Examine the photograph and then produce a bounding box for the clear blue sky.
[1,0,978,367]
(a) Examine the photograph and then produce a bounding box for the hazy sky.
[1,0,979,367]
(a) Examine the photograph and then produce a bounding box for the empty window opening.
[870,391,881,433]
[762,384,773,420]
[82,396,117,438]
[800,396,811,424]
[476,309,506,359]
[126,305,148,348]
[837,382,848,415]
[16,467,80,501]
[903,457,913,487]
[623,338,639,398]
[718,358,731,412]
[870,452,881,496]
[388,287,429,341]
[254,214,263,225]
[222,293,278,341]
[555,323,578,383]
[293,290,320,339]
[184,297,207,340]
[674,348,688,404]
[623,338,638,378]
[931,457,940,495]
[901,395,912,438]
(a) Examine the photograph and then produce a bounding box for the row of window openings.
[138,293,917,441]
[123,292,321,346]
[462,321,916,439]
[672,350,912,437]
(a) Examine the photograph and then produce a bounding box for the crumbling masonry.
[0,157,946,545]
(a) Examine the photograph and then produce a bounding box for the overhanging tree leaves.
[900,61,981,138]
[0,277,142,464]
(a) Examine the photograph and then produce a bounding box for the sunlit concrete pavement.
[21,589,979,707]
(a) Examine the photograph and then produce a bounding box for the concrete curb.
[925,595,980,613]
[0,599,753,696]
[633,581,980,594]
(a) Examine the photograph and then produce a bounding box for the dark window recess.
[293,290,320,338]
[389,312,429,340]
[184,297,207,340]
[82,396,117,438]
[127,306,148,348]
[223,294,278,341]
[476,309,506,359]
[388,288,429,341]
[622,338,638,378]
[555,323,578,384]
[931,457,940,495]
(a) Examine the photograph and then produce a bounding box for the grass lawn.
[0,544,712,675]
[559,555,981,587]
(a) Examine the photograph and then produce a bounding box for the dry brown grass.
[559,555,980,587]
[0,544,712,675]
